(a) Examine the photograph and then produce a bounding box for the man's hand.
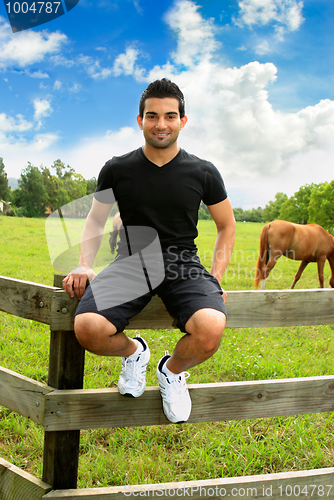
[221,287,227,304]
[62,267,96,299]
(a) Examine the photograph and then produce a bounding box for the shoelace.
[160,371,190,402]
[122,352,145,381]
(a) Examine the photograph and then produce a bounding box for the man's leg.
[156,308,226,424]
[74,312,150,398]
[165,308,226,374]
[74,312,138,357]
[156,254,227,423]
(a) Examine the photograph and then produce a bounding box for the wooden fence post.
[42,275,85,489]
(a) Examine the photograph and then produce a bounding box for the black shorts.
[75,252,226,333]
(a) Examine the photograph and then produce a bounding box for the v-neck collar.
[139,147,182,168]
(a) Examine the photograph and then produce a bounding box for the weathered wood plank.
[50,290,79,331]
[226,288,334,328]
[0,275,57,325]
[1,275,333,330]
[0,457,52,500]
[0,366,53,424]
[44,375,334,431]
[42,327,85,489]
[50,288,334,331]
[43,467,334,499]
[42,273,85,490]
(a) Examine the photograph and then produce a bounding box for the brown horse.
[254,220,334,290]
[109,211,122,254]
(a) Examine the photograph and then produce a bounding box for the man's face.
[137,97,187,150]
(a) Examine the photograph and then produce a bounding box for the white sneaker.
[118,336,150,397]
[156,352,192,423]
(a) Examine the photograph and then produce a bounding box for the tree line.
[198,181,334,232]
[257,184,334,232]
[0,158,97,218]
[1,158,333,231]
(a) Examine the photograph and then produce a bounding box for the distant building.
[0,200,10,213]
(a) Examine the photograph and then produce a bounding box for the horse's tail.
[254,224,270,289]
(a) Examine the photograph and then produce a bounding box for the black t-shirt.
[94,147,227,254]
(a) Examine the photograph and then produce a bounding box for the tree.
[0,158,9,201]
[87,177,97,195]
[279,184,316,224]
[242,207,264,222]
[263,192,288,222]
[233,208,244,220]
[233,207,264,222]
[308,181,334,232]
[198,202,211,220]
[42,167,69,213]
[51,159,87,202]
[18,163,48,217]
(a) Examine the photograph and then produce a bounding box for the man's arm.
[207,198,236,301]
[62,197,114,298]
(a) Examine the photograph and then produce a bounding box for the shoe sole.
[119,383,146,398]
[160,400,188,424]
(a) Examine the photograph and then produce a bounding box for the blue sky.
[0,0,333,208]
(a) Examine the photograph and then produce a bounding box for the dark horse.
[109,211,122,254]
[254,220,334,290]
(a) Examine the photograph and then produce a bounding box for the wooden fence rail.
[0,274,334,499]
[1,275,334,330]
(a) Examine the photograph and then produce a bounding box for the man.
[63,78,235,424]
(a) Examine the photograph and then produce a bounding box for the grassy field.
[0,215,334,489]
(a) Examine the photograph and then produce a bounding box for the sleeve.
[93,159,116,204]
[202,162,228,206]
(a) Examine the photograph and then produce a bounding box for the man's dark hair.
[139,78,185,118]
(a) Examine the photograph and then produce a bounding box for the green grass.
[0,215,334,488]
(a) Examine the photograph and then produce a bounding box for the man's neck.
[142,143,180,167]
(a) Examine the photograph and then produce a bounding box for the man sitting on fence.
[62,78,235,423]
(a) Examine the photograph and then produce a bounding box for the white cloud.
[0,112,32,132]
[26,70,50,78]
[164,0,219,67]
[30,133,59,151]
[78,54,113,79]
[51,54,76,67]
[68,83,81,93]
[0,17,67,69]
[234,0,304,38]
[254,40,271,54]
[0,109,58,158]
[67,127,143,179]
[1,131,60,177]
[2,0,333,210]
[33,98,53,129]
[72,0,332,203]
[113,47,141,76]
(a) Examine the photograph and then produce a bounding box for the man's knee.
[203,321,225,353]
[74,313,116,351]
[186,309,226,353]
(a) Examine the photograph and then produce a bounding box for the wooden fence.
[0,273,334,499]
